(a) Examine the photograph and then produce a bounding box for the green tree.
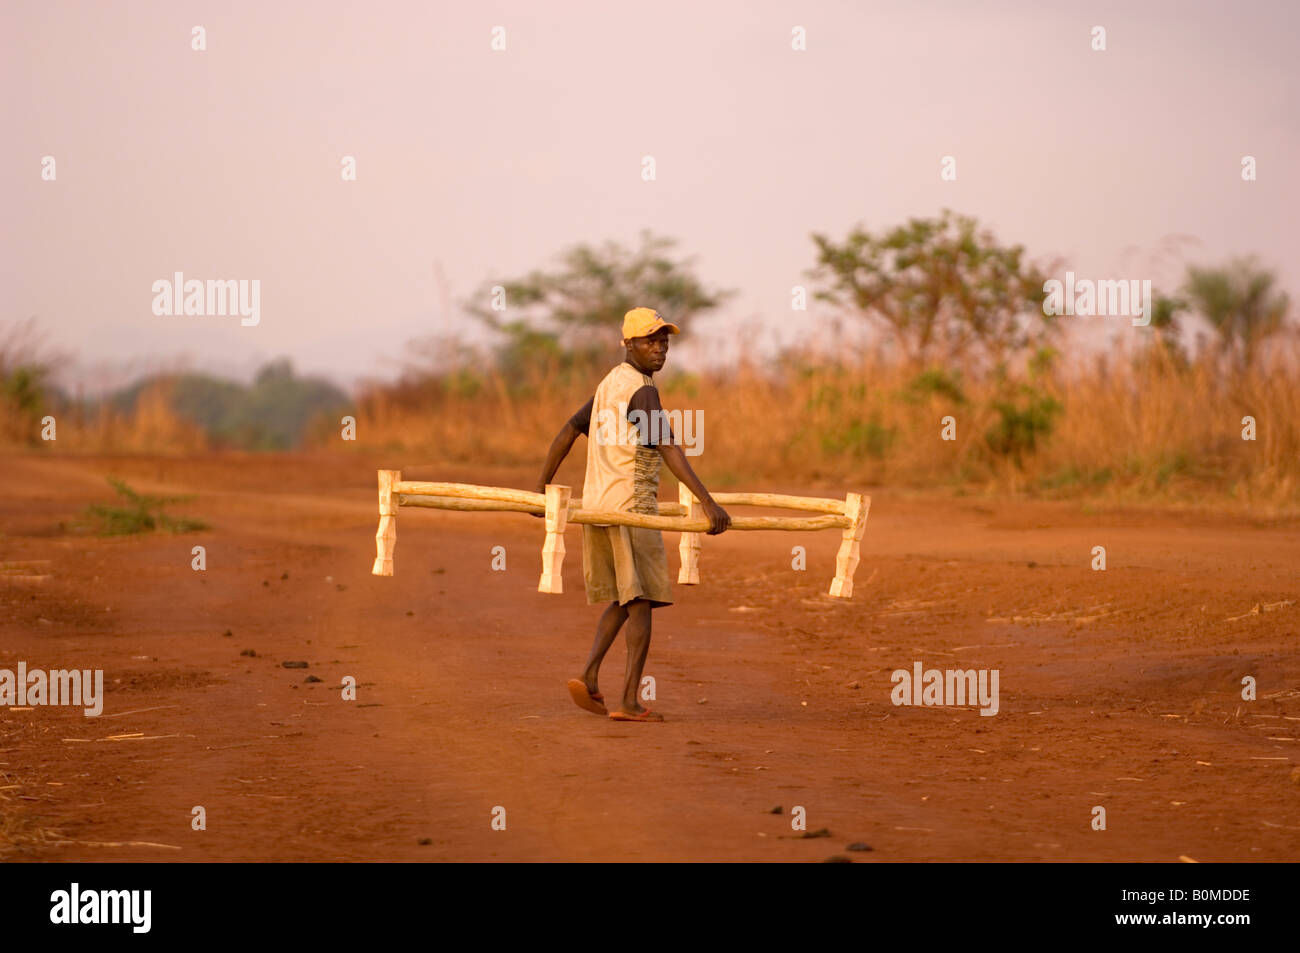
[1182,257,1290,370]
[808,210,1053,371]
[0,318,59,446]
[109,359,350,450]
[228,359,350,450]
[464,230,735,380]
[1143,291,1189,370]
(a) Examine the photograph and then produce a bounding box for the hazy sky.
[4,0,1297,395]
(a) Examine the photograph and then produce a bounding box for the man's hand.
[702,499,731,535]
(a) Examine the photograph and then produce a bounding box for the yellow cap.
[622,307,680,341]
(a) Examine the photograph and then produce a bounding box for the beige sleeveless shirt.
[583,362,661,522]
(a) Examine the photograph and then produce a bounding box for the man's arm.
[659,444,730,535]
[530,399,592,510]
[627,385,730,535]
[533,422,580,493]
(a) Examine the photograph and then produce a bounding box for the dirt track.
[1,452,1298,862]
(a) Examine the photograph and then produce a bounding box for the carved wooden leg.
[537,484,571,593]
[372,469,400,576]
[828,492,869,598]
[677,483,702,584]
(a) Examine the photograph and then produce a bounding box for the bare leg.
[581,600,629,695]
[620,599,653,713]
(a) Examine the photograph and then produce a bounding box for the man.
[532,307,730,722]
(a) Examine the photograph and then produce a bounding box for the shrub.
[83,478,208,536]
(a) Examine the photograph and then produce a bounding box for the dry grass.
[340,338,1300,509]
[9,332,1297,508]
[0,794,60,858]
[6,377,210,454]
[0,731,64,858]
[1037,347,1300,507]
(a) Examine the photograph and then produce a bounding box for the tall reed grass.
[341,336,1300,506]
[3,377,209,454]
[11,333,1296,507]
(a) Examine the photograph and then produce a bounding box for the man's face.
[626,328,671,373]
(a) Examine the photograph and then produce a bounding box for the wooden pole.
[399,482,697,516]
[537,484,571,594]
[828,492,870,598]
[397,481,543,507]
[677,483,701,584]
[399,494,688,518]
[400,495,542,514]
[391,487,842,531]
[372,469,400,576]
[711,492,845,515]
[568,509,848,532]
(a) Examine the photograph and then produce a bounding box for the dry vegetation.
[338,333,1300,510]
[7,332,1297,511]
[44,379,210,454]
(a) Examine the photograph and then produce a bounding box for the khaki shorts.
[582,523,673,608]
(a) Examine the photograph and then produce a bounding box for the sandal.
[566,679,607,715]
[609,708,665,722]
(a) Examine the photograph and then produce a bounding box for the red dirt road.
[2,452,1298,862]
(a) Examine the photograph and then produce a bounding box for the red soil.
[1,452,1297,861]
